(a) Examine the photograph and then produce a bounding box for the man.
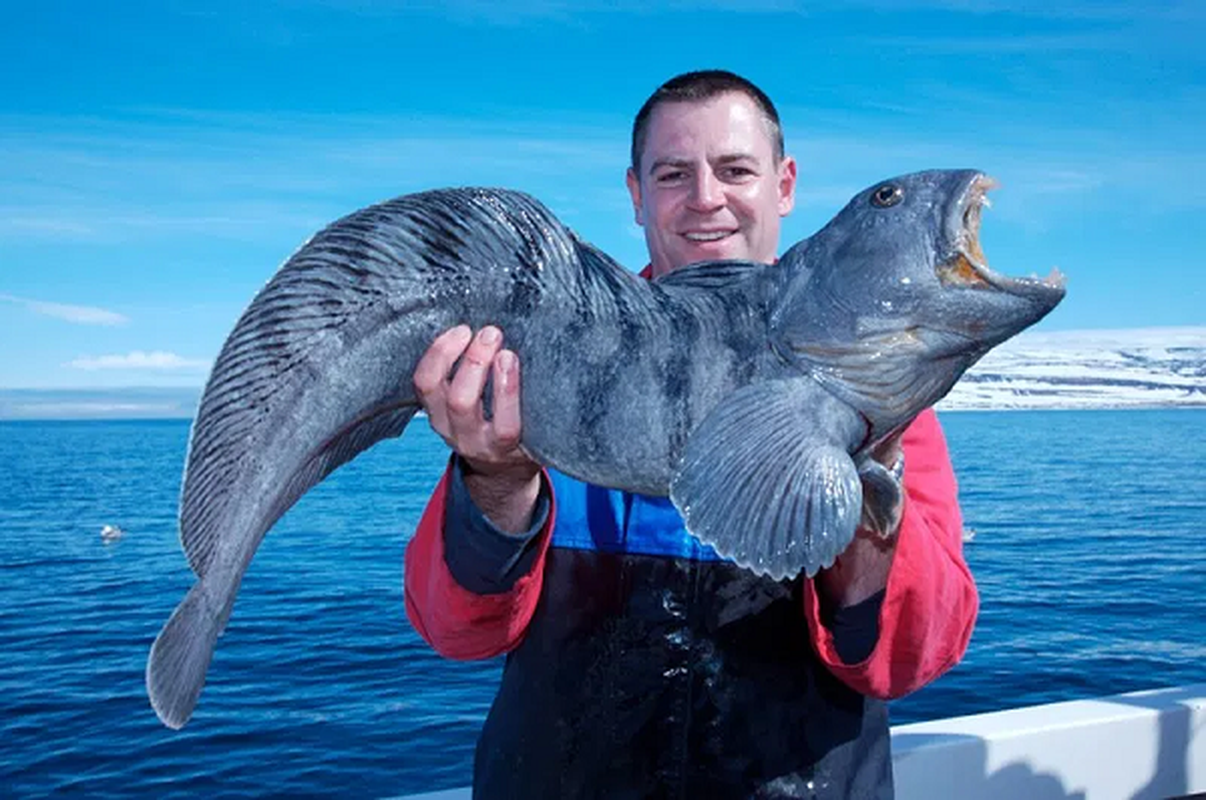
[405,70,978,799]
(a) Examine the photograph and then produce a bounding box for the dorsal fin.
[653,259,770,290]
[178,188,573,578]
[179,214,406,577]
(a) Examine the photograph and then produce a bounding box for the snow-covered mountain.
[940,327,1206,410]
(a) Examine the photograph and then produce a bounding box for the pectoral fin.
[669,379,865,580]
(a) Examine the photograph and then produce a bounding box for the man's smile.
[683,229,736,242]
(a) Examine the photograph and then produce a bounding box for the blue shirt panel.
[547,468,724,562]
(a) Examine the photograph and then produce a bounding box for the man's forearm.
[816,535,896,608]
[444,457,550,595]
[819,437,904,608]
[404,463,552,660]
[463,467,542,534]
[802,410,977,698]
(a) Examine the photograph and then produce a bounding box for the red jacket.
[405,406,977,700]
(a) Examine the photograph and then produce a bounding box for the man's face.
[627,91,797,278]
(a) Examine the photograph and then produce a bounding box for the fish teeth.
[960,248,988,273]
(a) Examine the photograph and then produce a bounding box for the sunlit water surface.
[1,410,1202,795]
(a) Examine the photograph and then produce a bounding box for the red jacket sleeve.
[802,408,979,699]
[403,465,555,660]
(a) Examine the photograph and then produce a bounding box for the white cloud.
[0,205,332,243]
[68,351,211,371]
[0,293,129,325]
[12,402,183,416]
[1,218,96,236]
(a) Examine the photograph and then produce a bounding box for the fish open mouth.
[938,174,1067,299]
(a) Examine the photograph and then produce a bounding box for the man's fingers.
[491,349,523,448]
[414,326,472,399]
[870,432,904,467]
[413,325,472,438]
[413,325,526,466]
[446,326,503,423]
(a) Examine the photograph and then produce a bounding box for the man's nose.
[687,170,724,211]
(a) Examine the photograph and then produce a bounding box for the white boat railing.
[402,683,1206,800]
[893,683,1206,799]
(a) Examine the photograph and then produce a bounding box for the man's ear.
[626,167,644,225]
[778,156,798,217]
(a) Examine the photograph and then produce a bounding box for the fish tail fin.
[146,580,222,730]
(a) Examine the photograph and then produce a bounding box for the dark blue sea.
[1,410,1203,797]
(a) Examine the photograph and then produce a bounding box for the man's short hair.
[630,69,785,174]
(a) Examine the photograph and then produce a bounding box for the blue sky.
[1,0,1202,389]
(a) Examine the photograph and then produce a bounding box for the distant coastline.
[936,402,1205,412]
[0,388,442,421]
[0,387,200,421]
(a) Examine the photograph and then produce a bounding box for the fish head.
[772,169,1066,425]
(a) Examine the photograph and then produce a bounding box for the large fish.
[147,169,1064,729]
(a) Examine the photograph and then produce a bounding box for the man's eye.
[656,171,686,183]
[721,166,754,180]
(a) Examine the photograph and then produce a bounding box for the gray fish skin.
[146,169,1064,729]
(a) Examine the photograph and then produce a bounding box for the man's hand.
[816,432,905,609]
[413,325,542,533]
[858,435,905,539]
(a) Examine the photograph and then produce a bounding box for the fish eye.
[870,184,904,208]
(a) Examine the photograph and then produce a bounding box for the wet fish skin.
[146,169,1064,729]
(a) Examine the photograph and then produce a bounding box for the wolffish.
[146,169,1065,729]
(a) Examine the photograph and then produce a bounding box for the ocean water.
[1,410,1203,796]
